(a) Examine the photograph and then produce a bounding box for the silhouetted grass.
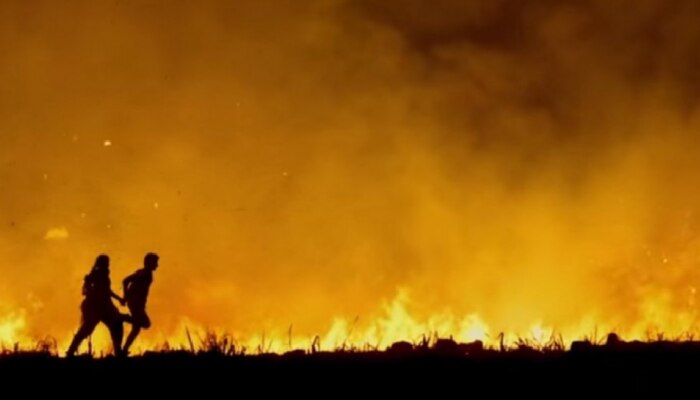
[4,329,700,359]
[2,331,700,392]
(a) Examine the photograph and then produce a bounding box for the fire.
[3,285,700,356]
[3,0,700,359]
[0,311,27,348]
[103,289,699,355]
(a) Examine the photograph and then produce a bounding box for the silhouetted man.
[122,252,159,354]
[66,254,126,357]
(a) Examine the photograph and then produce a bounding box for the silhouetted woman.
[66,254,126,357]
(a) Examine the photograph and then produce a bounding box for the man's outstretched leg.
[123,325,141,355]
[123,308,150,355]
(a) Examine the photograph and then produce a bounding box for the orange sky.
[2,0,700,353]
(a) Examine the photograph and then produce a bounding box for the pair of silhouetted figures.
[66,252,159,357]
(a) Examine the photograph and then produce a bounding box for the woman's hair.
[92,254,110,272]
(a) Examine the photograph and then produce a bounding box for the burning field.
[2,0,700,365]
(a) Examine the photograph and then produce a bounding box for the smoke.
[1,0,700,347]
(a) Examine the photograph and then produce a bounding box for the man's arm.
[122,272,136,301]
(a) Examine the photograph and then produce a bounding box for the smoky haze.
[2,0,700,347]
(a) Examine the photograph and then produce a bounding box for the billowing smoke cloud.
[1,0,700,349]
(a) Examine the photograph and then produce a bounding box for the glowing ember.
[44,228,69,240]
